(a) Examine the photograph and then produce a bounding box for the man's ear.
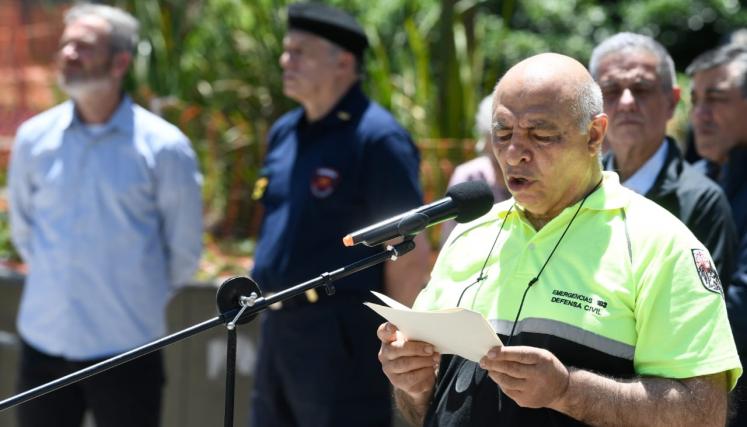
[588,113,608,156]
[111,51,132,79]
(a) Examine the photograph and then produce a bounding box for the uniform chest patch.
[692,249,723,294]
[310,167,340,198]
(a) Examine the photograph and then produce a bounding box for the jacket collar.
[603,136,682,198]
[297,81,368,132]
[721,146,747,198]
[646,136,684,198]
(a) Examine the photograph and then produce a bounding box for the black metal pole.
[0,238,417,414]
[0,316,224,411]
[224,327,237,427]
[221,239,416,327]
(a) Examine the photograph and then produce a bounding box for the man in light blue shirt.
[590,32,737,283]
[7,4,202,427]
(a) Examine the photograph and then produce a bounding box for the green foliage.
[4,0,743,270]
[110,0,747,240]
[0,153,18,263]
[0,212,20,263]
[117,0,293,236]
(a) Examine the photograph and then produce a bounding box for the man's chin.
[58,77,113,100]
[282,86,303,102]
[695,142,729,164]
[607,130,642,147]
[512,193,539,210]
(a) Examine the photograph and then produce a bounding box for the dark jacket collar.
[696,146,747,198]
[602,137,681,197]
[647,137,684,198]
[721,146,747,198]
[297,81,368,132]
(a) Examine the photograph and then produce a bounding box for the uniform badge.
[252,176,269,200]
[691,249,722,294]
[310,167,340,198]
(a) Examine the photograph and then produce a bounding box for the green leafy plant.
[111,0,747,243]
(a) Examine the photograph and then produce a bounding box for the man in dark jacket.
[688,44,747,427]
[589,32,737,283]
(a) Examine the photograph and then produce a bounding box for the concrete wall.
[0,271,410,427]
[0,271,257,427]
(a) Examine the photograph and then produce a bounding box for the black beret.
[288,2,369,58]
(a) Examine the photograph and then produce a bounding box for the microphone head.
[446,181,495,223]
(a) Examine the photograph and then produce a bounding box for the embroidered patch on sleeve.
[691,248,723,294]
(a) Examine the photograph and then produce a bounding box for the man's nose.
[59,43,78,61]
[691,101,712,124]
[502,137,531,166]
[280,51,298,70]
[618,88,636,111]
[279,52,290,69]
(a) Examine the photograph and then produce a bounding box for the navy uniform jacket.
[252,82,422,294]
[606,137,737,285]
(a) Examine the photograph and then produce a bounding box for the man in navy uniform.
[249,3,430,426]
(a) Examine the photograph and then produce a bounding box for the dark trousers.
[250,298,392,427]
[16,340,165,427]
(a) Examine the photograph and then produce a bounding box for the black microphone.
[342,181,495,247]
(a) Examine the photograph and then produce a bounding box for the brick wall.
[0,0,67,143]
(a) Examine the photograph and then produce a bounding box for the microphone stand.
[0,238,416,427]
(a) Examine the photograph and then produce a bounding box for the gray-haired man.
[688,44,747,427]
[590,32,737,283]
[8,4,202,426]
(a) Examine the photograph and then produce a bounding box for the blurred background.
[3,0,747,272]
[0,0,746,425]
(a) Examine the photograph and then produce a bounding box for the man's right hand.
[377,322,439,398]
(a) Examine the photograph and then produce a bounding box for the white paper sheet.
[364,291,502,363]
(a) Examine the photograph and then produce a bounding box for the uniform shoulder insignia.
[691,248,723,294]
[252,176,269,200]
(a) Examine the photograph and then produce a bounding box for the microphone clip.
[388,235,416,261]
[320,272,336,296]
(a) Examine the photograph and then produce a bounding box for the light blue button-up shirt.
[8,96,203,360]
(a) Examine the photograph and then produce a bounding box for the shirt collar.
[614,139,668,196]
[582,171,631,211]
[64,95,135,135]
[492,170,630,219]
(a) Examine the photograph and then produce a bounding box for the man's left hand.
[479,345,570,409]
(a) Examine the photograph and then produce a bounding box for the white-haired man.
[590,32,737,283]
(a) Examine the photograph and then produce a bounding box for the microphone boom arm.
[0,238,418,416]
